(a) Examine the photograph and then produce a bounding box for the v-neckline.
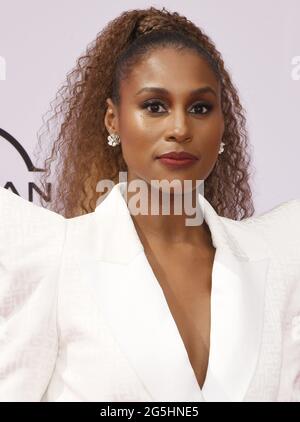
[141,243,215,391]
[89,181,270,401]
[137,244,218,399]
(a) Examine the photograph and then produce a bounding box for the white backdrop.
[0,0,299,215]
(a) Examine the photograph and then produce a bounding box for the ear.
[104,98,119,135]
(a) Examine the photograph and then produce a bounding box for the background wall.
[0,0,299,215]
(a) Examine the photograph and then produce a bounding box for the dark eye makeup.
[140,99,214,115]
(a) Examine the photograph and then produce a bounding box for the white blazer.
[0,182,299,402]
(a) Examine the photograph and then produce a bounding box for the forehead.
[120,47,220,96]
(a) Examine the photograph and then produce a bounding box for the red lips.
[157,151,198,160]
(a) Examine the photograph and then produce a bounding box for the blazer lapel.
[84,255,205,402]
[84,182,270,402]
[202,250,270,401]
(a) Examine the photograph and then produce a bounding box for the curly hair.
[34,6,255,219]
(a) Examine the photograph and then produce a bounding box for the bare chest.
[144,245,215,389]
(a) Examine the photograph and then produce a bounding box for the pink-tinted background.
[0,0,299,214]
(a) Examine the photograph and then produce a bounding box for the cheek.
[202,114,224,147]
[119,131,151,173]
[119,110,156,161]
[120,106,152,136]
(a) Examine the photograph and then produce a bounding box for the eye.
[141,100,213,115]
[189,102,213,115]
[141,100,166,114]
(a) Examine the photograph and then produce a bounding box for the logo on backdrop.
[0,128,51,202]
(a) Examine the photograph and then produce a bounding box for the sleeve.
[264,199,300,401]
[281,200,300,401]
[282,283,300,402]
[0,188,66,401]
[244,198,300,401]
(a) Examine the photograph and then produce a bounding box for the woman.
[1,7,299,402]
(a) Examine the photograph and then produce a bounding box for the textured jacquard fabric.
[0,187,299,401]
[0,188,66,401]
[239,200,300,401]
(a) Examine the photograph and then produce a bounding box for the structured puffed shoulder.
[239,198,300,257]
[0,187,66,285]
[253,198,300,223]
[241,199,300,310]
[240,197,300,227]
[0,188,67,401]
[0,186,65,222]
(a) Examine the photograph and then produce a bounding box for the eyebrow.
[134,86,218,98]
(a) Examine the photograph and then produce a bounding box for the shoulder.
[239,199,300,311]
[233,198,300,257]
[0,187,65,224]
[244,198,300,227]
[0,187,66,269]
[0,187,65,233]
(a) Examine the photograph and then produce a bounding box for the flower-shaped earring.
[218,141,225,155]
[107,133,121,147]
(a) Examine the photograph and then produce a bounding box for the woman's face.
[105,47,225,190]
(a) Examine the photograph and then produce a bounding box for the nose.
[165,108,192,143]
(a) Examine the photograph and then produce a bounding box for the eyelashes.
[141,99,214,115]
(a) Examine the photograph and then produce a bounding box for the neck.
[123,178,213,248]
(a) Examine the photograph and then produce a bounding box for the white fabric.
[0,183,299,402]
